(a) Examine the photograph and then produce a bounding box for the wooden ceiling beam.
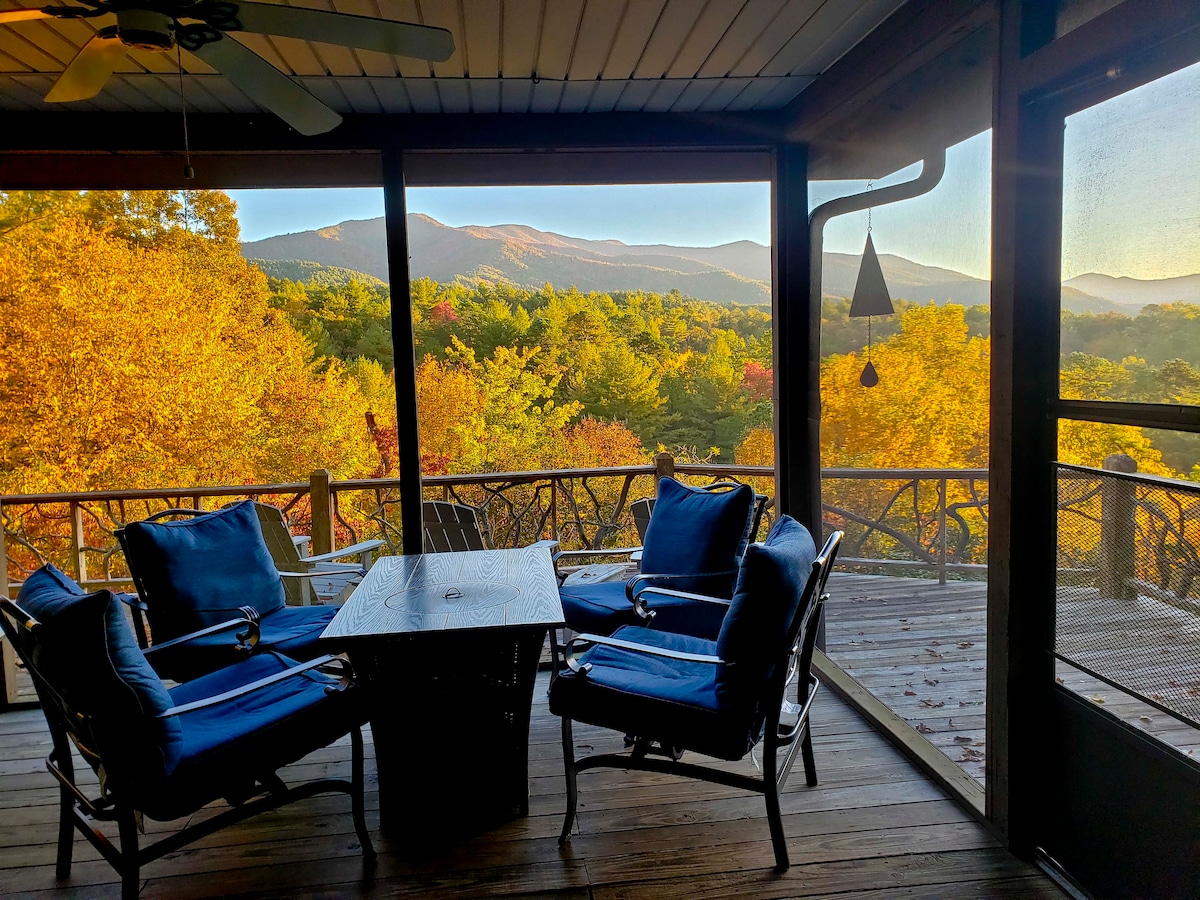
[0,109,783,154]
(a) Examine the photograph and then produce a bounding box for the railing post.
[310,469,335,556]
[70,501,88,586]
[654,452,675,485]
[938,477,948,586]
[1099,454,1138,601]
[0,499,18,706]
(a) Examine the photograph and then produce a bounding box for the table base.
[348,627,548,839]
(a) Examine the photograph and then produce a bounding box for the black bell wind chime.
[848,188,894,387]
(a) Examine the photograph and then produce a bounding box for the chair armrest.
[527,539,560,552]
[142,617,260,657]
[300,539,385,566]
[278,568,361,580]
[553,547,641,561]
[158,654,353,718]
[630,585,732,621]
[292,535,312,557]
[564,632,724,676]
[625,570,736,603]
[114,591,149,612]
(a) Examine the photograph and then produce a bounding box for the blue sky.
[227,59,1199,283]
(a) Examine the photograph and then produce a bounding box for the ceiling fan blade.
[0,7,54,23]
[230,1,454,62]
[45,33,127,102]
[192,35,342,135]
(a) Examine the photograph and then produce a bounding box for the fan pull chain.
[176,42,195,182]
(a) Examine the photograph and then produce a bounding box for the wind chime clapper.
[848,227,894,387]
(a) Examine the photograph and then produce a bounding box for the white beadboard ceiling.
[0,0,908,115]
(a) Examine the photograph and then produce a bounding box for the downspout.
[806,148,947,648]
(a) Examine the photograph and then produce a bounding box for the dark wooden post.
[988,0,1062,855]
[773,144,818,533]
[653,452,675,485]
[1099,453,1138,601]
[310,469,334,556]
[383,149,425,555]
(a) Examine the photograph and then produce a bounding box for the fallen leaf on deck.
[904,690,917,696]
[901,626,911,631]
[930,640,941,646]
[958,748,985,762]
[915,723,934,734]
[1091,694,1105,704]
[924,678,939,686]
[957,641,974,649]
[1139,716,1153,723]
[919,699,945,708]
[954,735,973,743]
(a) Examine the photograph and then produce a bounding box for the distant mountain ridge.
[242,215,1200,313]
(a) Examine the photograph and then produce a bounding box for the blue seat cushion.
[122,500,287,641]
[135,651,361,820]
[559,581,640,635]
[715,516,817,706]
[16,566,183,797]
[549,626,763,761]
[639,478,755,596]
[149,604,338,683]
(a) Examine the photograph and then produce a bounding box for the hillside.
[1063,273,1200,310]
[245,214,772,305]
[243,214,1196,313]
[251,258,387,288]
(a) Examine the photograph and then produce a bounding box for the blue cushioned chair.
[1,565,374,900]
[118,500,341,681]
[550,518,841,870]
[556,478,759,636]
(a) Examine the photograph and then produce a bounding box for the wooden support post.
[988,0,1062,855]
[653,452,675,484]
[310,469,334,556]
[774,144,817,532]
[383,149,425,556]
[1099,454,1137,601]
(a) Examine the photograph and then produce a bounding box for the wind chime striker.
[848,199,893,387]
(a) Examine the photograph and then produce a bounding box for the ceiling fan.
[0,0,454,134]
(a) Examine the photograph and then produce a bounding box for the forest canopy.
[0,189,1195,500]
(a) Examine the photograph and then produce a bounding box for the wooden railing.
[2,456,991,595]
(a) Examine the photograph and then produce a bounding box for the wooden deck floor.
[823,573,989,784]
[0,668,1063,899]
[823,572,1200,784]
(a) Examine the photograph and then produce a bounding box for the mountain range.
[242,215,1200,314]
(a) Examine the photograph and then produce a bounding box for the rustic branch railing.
[821,468,990,586]
[3,458,994,596]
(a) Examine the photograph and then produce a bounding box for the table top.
[320,547,564,641]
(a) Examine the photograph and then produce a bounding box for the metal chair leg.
[118,808,141,900]
[559,716,578,846]
[800,727,818,787]
[53,749,75,881]
[762,750,790,871]
[350,726,376,862]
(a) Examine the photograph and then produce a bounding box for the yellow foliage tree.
[0,217,377,494]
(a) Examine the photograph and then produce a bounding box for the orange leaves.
[0,215,377,494]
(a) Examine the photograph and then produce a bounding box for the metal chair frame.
[555,530,842,871]
[0,594,375,900]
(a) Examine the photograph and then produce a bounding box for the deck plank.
[0,665,1060,899]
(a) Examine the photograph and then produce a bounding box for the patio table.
[320,547,563,839]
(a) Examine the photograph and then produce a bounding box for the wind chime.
[848,185,894,387]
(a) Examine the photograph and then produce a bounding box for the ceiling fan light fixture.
[114,8,174,50]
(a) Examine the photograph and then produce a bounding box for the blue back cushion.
[640,478,755,593]
[123,500,286,639]
[17,566,182,795]
[714,516,817,707]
